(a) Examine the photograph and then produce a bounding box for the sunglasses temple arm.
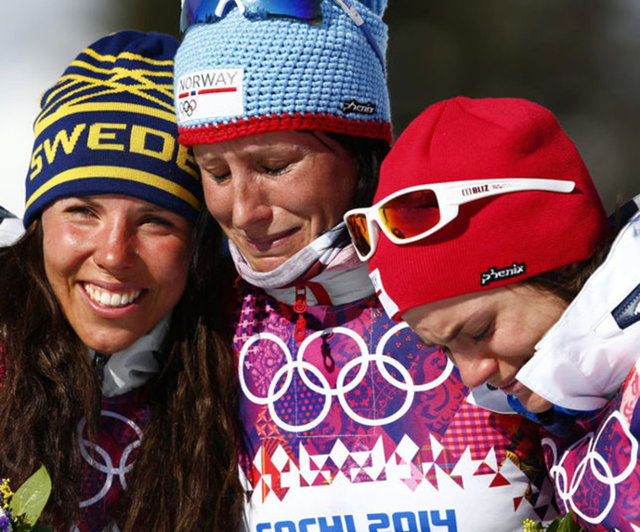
[332,0,386,73]
[453,181,575,206]
[215,0,246,16]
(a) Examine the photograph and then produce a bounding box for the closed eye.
[200,165,230,184]
[262,163,289,176]
[141,216,174,227]
[209,171,231,184]
[472,323,492,343]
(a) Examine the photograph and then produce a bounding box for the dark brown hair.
[0,211,244,531]
[524,227,615,302]
[325,133,390,211]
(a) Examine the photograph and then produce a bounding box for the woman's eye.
[214,172,231,182]
[66,205,95,217]
[472,324,491,343]
[210,172,230,183]
[202,167,230,183]
[262,163,289,176]
[141,216,173,228]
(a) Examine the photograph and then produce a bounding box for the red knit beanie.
[368,97,610,320]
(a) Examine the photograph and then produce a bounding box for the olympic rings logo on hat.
[238,322,453,433]
[180,99,197,117]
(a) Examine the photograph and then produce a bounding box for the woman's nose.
[93,219,136,272]
[449,350,498,389]
[231,180,272,230]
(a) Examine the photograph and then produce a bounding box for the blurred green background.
[99,1,640,209]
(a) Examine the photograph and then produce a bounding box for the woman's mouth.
[245,228,298,251]
[84,283,142,308]
[497,377,521,395]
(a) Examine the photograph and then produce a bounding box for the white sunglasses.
[344,178,576,261]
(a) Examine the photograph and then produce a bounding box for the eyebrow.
[74,197,170,215]
[137,204,168,213]
[437,323,464,345]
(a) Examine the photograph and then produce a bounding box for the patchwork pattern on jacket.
[543,363,640,531]
[233,287,558,531]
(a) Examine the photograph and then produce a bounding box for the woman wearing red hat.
[347,96,640,530]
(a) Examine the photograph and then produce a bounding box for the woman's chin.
[518,390,554,413]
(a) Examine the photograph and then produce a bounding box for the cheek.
[42,246,78,323]
[326,172,358,220]
[520,390,554,413]
[149,241,191,292]
[203,182,231,222]
[493,332,535,362]
[517,320,553,355]
[304,178,357,225]
[42,230,81,287]
[43,255,66,300]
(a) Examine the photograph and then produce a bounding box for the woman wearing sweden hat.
[175,2,558,529]
[354,96,640,530]
[0,31,243,531]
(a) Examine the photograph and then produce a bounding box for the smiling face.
[41,194,192,354]
[194,130,358,272]
[402,283,568,413]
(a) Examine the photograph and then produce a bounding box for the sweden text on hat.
[24,30,202,228]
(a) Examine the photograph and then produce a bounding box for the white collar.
[89,312,171,397]
[0,213,24,246]
[230,223,375,306]
[517,211,640,410]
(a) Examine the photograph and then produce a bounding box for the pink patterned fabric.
[233,285,558,531]
[0,355,148,532]
[75,392,148,532]
[543,365,640,531]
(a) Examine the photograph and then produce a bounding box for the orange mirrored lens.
[380,189,440,239]
[346,212,372,256]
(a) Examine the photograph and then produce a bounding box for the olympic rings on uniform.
[375,323,454,392]
[338,351,415,426]
[296,327,369,397]
[238,322,454,432]
[239,333,293,405]
[544,410,638,525]
[268,359,333,432]
[77,410,143,508]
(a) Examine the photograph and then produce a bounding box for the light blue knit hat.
[174,0,391,146]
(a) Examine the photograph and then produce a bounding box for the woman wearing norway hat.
[175,2,557,529]
[0,31,243,530]
[352,96,640,529]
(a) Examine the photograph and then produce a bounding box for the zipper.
[293,285,308,343]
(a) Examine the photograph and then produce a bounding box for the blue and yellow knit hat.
[24,30,202,228]
[174,0,391,147]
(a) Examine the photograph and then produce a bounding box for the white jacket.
[0,206,23,246]
[517,196,640,410]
